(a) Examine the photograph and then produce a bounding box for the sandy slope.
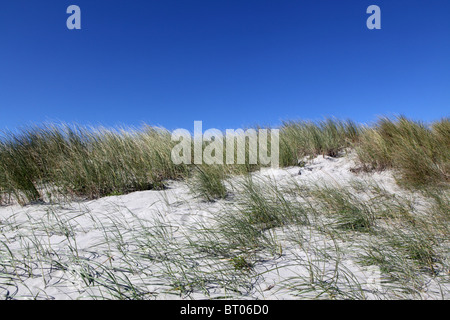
[0,153,448,300]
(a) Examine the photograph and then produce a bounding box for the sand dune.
[1,153,448,300]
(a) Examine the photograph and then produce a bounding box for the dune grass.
[188,164,229,202]
[1,163,449,299]
[0,118,363,205]
[355,116,450,187]
[0,116,448,299]
[188,118,362,202]
[279,118,360,166]
[0,124,189,205]
[1,116,448,206]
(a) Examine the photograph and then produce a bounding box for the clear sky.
[0,0,449,131]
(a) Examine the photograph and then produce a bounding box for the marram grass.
[1,116,448,205]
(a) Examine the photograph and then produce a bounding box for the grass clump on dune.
[310,185,376,233]
[0,124,188,204]
[236,176,310,229]
[355,116,450,187]
[280,118,360,166]
[188,165,229,202]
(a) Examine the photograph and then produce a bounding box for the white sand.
[0,153,448,299]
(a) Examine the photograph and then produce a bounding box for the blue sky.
[0,0,449,131]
